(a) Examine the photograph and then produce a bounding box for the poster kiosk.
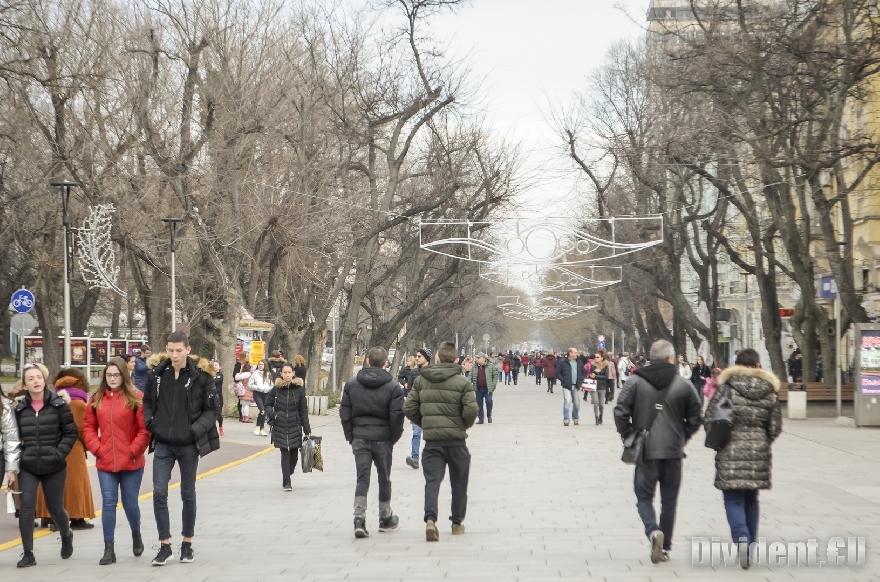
[855,323,880,427]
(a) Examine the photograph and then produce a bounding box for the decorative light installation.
[76,204,126,297]
[496,295,598,321]
[481,263,623,293]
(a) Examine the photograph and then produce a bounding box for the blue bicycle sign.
[11,289,35,313]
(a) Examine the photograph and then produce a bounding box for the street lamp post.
[162,218,183,333]
[51,181,81,366]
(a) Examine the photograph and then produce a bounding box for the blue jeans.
[411,423,422,460]
[562,387,580,421]
[723,489,760,545]
[98,468,144,542]
[476,388,493,421]
[153,441,200,540]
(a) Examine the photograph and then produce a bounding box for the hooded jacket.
[469,361,498,393]
[557,356,585,389]
[14,389,78,476]
[340,367,404,443]
[544,354,557,378]
[402,363,477,445]
[266,377,310,450]
[143,356,220,457]
[83,388,151,473]
[614,362,703,461]
[705,366,783,490]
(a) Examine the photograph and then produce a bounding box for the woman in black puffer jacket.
[704,348,782,568]
[14,363,78,568]
[265,363,311,491]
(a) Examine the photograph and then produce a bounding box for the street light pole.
[51,181,81,366]
[162,218,183,333]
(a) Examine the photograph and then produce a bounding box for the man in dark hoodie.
[403,341,478,542]
[340,346,405,539]
[613,339,702,565]
[143,331,219,566]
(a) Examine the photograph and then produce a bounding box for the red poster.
[24,337,43,349]
[128,341,143,354]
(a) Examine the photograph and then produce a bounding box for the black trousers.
[280,448,299,487]
[352,439,392,501]
[634,458,682,551]
[252,391,267,429]
[19,468,70,551]
[535,368,543,383]
[422,444,470,524]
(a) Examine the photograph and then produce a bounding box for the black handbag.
[705,386,735,451]
[621,383,671,466]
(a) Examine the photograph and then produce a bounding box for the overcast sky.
[428,0,650,211]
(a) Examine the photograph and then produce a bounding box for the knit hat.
[417,347,433,362]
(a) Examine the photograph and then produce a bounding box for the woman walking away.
[511,353,522,385]
[502,357,512,385]
[249,360,274,437]
[14,363,77,568]
[704,348,782,569]
[690,356,711,407]
[534,353,544,385]
[36,368,96,531]
[83,358,151,565]
[212,361,225,436]
[544,353,557,393]
[604,352,617,404]
[589,354,608,424]
[265,363,311,491]
[293,355,308,381]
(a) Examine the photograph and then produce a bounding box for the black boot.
[17,551,36,568]
[599,412,603,425]
[132,530,144,557]
[60,530,73,560]
[99,542,116,565]
[595,415,600,426]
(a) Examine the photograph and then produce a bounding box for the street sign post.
[11,312,36,376]
[11,288,35,313]
[598,341,606,351]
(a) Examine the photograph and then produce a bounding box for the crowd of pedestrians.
[1,331,782,571]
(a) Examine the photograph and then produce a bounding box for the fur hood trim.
[718,365,780,392]
[149,353,214,376]
[195,357,215,376]
[55,389,72,404]
[147,352,165,369]
[274,377,304,388]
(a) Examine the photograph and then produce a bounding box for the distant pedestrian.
[293,355,307,381]
[233,353,253,423]
[403,341,477,541]
[268,350,287,380]
[404,348,431,470]
[502,357,512,385]
[557,347,584,426]
[589,353,608,424]
[544,353,557,393]
[704,349,782,569]
[461,355,474,376]
[614,340,702,564]
[534,353,544,385]
[340,347,405,538]
[690,356,711,406]
[265,363,310,491]
[248,360,273,437]
[14,363,77,568]
[677,354,691,379]
[469,353,497,424]
[511,353,521,385]
[83,357,151,565]
[212,361,225,436]
[617,352,633,390]
[703,367,721,402]
[143,331,220,566]
[133,345,152,391]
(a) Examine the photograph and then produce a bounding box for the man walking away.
[405,348,430,469]
[469,353,497,424]
[556,347,584,426]
[403,341,477,542]
[133,345,152,391]
[534,353,544,385]
[613,340,702,564]
[143,332,220,566]
[340,347,405,539]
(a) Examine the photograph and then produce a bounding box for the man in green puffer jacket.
[403,341,477,542]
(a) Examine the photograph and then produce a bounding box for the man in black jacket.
[614,340,702,565]
[556,347,585,426]
[340,346,405,539]
[143,331,219,566]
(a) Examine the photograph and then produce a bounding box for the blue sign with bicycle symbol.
[11,289,35,313]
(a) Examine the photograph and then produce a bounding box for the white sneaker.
[260,429,269,436]
[254,428,261,436]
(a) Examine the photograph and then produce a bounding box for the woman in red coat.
[83,357,151,566]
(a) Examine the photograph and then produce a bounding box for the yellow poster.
[250,341,265,366]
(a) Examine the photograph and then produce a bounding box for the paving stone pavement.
[6,378,880,580]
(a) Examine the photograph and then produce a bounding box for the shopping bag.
[312,436,323,472]
[581,378,597,391]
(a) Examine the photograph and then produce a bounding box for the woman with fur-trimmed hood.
[36,367,96,530]
[704,348,782,566]
[265,363,310,491]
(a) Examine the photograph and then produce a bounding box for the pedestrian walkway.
[3,382,879,580]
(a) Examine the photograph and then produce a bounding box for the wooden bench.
[778,382,854,402]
